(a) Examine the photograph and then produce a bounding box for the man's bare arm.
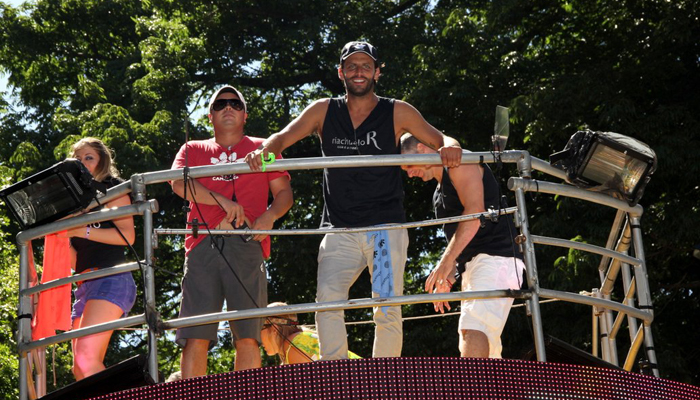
[424,164,485,312]
[250,175,293,241]
[245,99,329,171]
[394,100,462,167]
[171,178,246,227]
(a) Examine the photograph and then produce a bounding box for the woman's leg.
[72,299,123,380]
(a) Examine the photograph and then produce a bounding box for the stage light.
[0,159,99,230]
[550,130,657,206]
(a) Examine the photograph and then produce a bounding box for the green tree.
[0,0,698,396]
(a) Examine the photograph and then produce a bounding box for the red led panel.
[87,358,700,400]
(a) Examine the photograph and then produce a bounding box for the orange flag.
[31,232,72,341]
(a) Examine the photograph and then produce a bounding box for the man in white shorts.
[400,134,525,358]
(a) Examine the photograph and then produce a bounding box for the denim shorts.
[72,272,137,321]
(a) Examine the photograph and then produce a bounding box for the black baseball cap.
[340,41,378,64]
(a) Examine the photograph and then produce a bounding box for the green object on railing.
[261,153,276,172]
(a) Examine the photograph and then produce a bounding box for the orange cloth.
[31,232,72,341]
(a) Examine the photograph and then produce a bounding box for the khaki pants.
[315,229,409,360]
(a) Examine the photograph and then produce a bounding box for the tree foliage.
[0,0,698,396]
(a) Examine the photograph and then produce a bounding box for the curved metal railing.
[16,150,657,400]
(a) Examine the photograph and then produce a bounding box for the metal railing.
[16,150,657,400]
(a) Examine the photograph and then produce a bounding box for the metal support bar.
[603,295,620,366]
[17,200,159,245]
[623,325,645,372]
[593,290,613,364]
[20,262,141,297]
[155,208,517,237]
[629,215,659,377]
[643,324,659,377]
[507,178,643,216]
[621,260,640,342]
[142,206,159,382]
[513,187,547,362]
[161,290,532,331]
[598,210,628,274]
[19,315,147,353]
[14,150,663,399]
[601,221,633,296]
[592,299,599,358]
[530,236,640,266]
[538,289,652,321]
[19,244,30,400]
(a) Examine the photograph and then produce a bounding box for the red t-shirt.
[172,137,290,258]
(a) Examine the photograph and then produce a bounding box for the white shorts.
[458,254,525,358]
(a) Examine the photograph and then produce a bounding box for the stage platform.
[87,358,699,400]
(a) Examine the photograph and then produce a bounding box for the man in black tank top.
[246,41,463,360]
[400,134,525,359]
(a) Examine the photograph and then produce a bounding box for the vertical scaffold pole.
[629,215,659,377]
[143,205,159,382]
[18,243,30,400]
[515,154,547,362]
[132,175,159,382]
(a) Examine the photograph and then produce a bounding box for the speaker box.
[39,354,155,400]
[523,335,622,370]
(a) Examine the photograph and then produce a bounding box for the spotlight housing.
[550,130,657,206]
[0,159,98,229]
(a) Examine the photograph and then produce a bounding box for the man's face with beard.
[339,53,379,97]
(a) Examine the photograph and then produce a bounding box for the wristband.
[85,226,91,239]
[261,153,276,172]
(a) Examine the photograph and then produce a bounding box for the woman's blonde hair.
[266,302,302,363]
[70,137,120,182]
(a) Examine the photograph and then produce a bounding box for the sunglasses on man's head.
[211,98,244,112]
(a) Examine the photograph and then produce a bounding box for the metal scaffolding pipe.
[14,148,661,398]
[531,235,641,266]
[18,315,147,353]
[17,200,158,245]
[538,289,652,321]
[161,290,532,331]
[155,208,517,237]
[507,178,643,216]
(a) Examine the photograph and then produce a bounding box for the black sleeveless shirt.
[433,165,522,270]
[320,97,406,228]
[70,177,127,273]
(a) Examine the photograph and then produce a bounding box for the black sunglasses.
[211,98,244,112]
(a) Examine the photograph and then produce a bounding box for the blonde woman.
[64,137,136,380]
[261,302,361,364]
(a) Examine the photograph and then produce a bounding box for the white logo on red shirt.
[211,151,246,181]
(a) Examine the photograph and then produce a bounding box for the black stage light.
[0,159,98,230]
[550,130,657,206]
[38,354,154,400]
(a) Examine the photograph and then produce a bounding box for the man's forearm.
[261,133,288,155]
[441,219,479,267]
[265,187,293,221]
[172,179,226,206]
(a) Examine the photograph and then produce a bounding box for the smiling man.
[246,41,462,360]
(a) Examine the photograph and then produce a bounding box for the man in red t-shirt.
[171,85,292,377]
